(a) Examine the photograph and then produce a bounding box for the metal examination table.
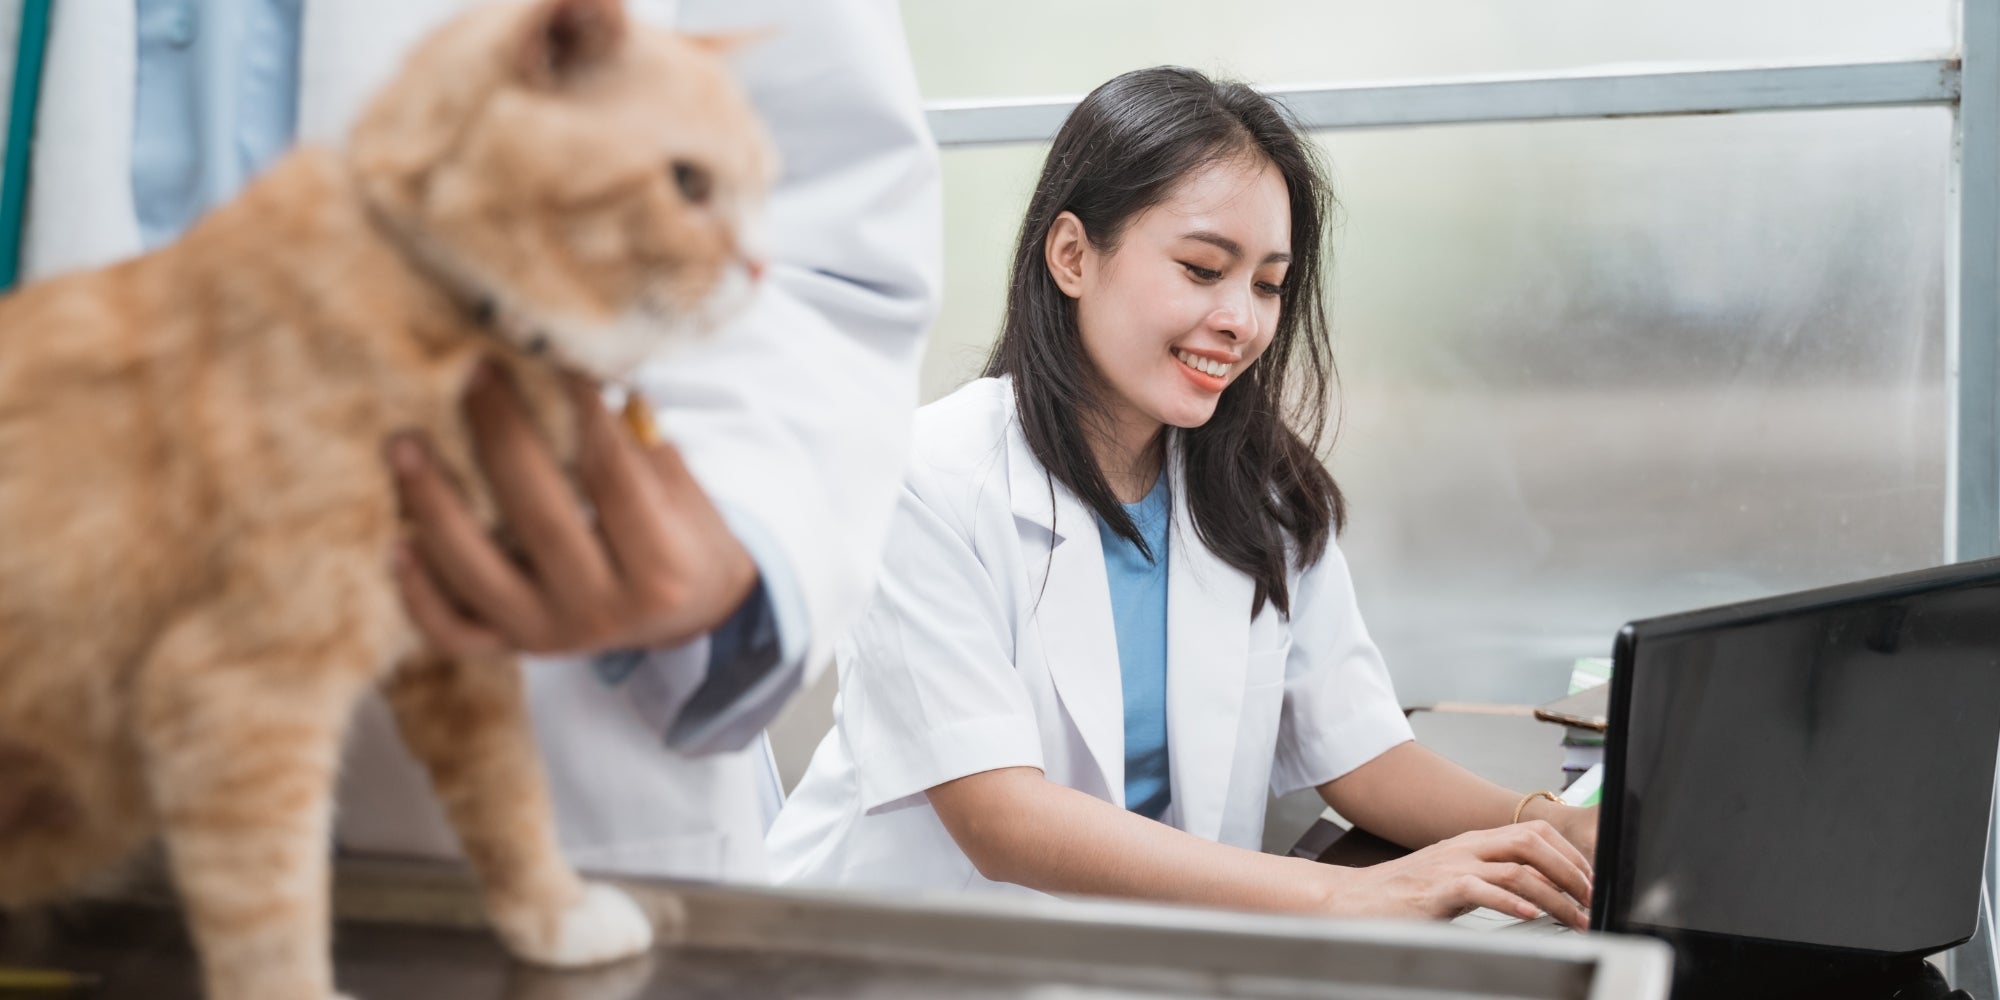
[1,856,1671,999]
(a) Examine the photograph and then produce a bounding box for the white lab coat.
[4,0,942,881]
[767,378,1415,892]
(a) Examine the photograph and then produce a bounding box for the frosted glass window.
[921,145,1045,398]
[902,1,1953,101]
[922,107,1951,708]
[1327,108,1949,705]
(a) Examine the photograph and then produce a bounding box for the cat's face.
[350,0,776,379]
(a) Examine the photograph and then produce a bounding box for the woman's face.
[1049,154,1292,433]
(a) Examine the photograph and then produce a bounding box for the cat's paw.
[493,882,655,968]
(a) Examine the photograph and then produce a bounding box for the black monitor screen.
[1606,576,2000,955]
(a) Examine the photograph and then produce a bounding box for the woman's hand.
[1313,820,1595,930]
[1526,801,1599,866]
[387,367,758,658]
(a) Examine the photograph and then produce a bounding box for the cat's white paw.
[494,882,655,968]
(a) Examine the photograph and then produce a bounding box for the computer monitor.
[1593,557,2000,996]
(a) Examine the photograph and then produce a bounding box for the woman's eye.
[1182,263,1222,282]
[1256,281,1286,297]
[671,160,712,204]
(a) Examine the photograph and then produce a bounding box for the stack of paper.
[1538,657,1612,789]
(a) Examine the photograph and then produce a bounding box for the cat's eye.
[671,160,713,204]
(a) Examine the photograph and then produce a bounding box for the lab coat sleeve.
[659,504,800,752]
[617,0,944,750]
[840,477,1045,815]
[1268,540,1416,796]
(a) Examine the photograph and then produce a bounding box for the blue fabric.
[132,0,303,249]
[1098,474,1172,820]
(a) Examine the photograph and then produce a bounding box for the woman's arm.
[927,767,1328,912]
[928,764,1596,928]
[1318,740,1598,861]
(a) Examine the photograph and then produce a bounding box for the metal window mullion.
[1949,0,2000,992]
[926,59,1960,147]
[1954,4,2000,565]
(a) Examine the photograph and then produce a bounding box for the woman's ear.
[1044,211,1089,299]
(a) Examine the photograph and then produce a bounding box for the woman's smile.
[1172,347,1236,391]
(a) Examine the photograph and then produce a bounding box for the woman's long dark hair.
[982,66,1344,619]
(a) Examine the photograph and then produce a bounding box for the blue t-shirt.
[1097,475,1171,820]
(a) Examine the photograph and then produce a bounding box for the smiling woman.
[980,67,1338,614]
[767,66,1602,930]
[1050,164,1293,473]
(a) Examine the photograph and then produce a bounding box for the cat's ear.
[517,0,627,87]
[685,27,778,58]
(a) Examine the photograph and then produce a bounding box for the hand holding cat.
[388,365,760,658]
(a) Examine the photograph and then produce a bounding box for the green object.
[0,0,52,292]
[0,964,99,991]
[1569,656,1613,693]
[1561,761,1606,808]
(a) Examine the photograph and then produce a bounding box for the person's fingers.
[568,377,681,584]
[1448,874,1544,923]
[1570,806,1602,863]
[1478,862,1590,931]
[637,421,701,501]
[388,432,553,645]
[1538,816,1595,879]
[393,542,509,657]
[1522,822,1593,908]
[1473,823,1593,909]
[466,368,618,607]
[1526,819,1594,895]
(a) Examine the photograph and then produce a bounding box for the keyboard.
[1449,908,1575,935]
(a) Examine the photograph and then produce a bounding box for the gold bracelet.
[1512,790,1560,825]
[622,394,662,447]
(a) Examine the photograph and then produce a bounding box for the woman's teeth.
[1175,349,1233,378]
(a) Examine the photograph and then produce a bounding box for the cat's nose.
[745,257,766,285]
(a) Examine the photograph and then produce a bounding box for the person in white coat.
[767,67,1599,928]
[5,0,939,882]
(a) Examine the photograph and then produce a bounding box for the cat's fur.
[0,1,774,996]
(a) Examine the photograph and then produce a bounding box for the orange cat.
[0,1,773,997]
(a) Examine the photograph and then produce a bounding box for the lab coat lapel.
[1007,420,1126,805]
[1163,443,1254,843]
